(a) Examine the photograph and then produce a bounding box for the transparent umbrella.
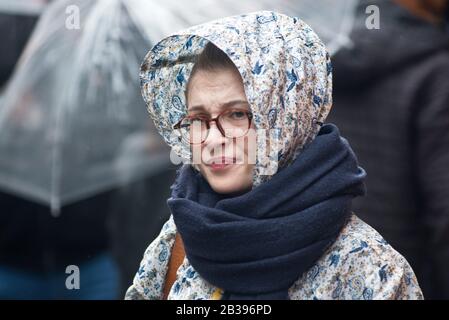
[269,0,358,54]
[0,0,179,214]
[183,0,358,55]
[0,0,50,16]
[0,0,357,215]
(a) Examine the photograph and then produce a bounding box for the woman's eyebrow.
[188,100,249,112]
[187,105,206,113]
[221,100,249,109]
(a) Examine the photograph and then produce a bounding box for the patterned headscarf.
[140,10,333,188]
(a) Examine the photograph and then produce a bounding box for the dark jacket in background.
[0,13,38,88]
[0,164,177,288]
[327,0,449,299]
[0,191,111,273]
[109,165,178,296]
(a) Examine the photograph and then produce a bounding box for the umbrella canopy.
[0,0,357,214]
[0,0,174,214]
[0,0,50,16]
[274,0,358,54]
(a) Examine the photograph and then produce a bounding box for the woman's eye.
[230,111,246,119]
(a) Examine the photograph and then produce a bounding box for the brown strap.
[162,232,185,300]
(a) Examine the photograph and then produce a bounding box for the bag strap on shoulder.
[162,232,185,300]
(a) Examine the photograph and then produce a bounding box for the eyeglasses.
[173,109,253,144]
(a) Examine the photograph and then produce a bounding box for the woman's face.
[186,67,256,194]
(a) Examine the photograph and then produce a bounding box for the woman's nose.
[204,122,226,145]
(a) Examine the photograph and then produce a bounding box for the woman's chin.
[201,163,253,195]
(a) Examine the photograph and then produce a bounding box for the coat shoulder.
[289,213,424,300]
[124,215,177,300]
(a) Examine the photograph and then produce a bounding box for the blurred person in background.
[0,0,46,88]
[109,163,177,296]
[0,191,120,299]
[0,14,37,88]
[0,160,176,300]
[327,0,449,299]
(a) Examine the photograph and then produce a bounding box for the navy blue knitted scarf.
[167,123,366,300]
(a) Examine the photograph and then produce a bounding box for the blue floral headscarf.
[140,10,333,188]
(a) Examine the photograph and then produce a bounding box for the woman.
[125,11,423,300]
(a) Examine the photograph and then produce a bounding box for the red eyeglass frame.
[173,109,254,144]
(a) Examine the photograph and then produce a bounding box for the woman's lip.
[208,163,232,171]
[206,157,238,171]
[206,157,237,165]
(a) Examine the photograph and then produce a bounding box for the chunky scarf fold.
[167,124,366,300]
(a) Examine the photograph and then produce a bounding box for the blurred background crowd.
[0,0,447,299]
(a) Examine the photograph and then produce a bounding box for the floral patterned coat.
[125,213,423,300]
